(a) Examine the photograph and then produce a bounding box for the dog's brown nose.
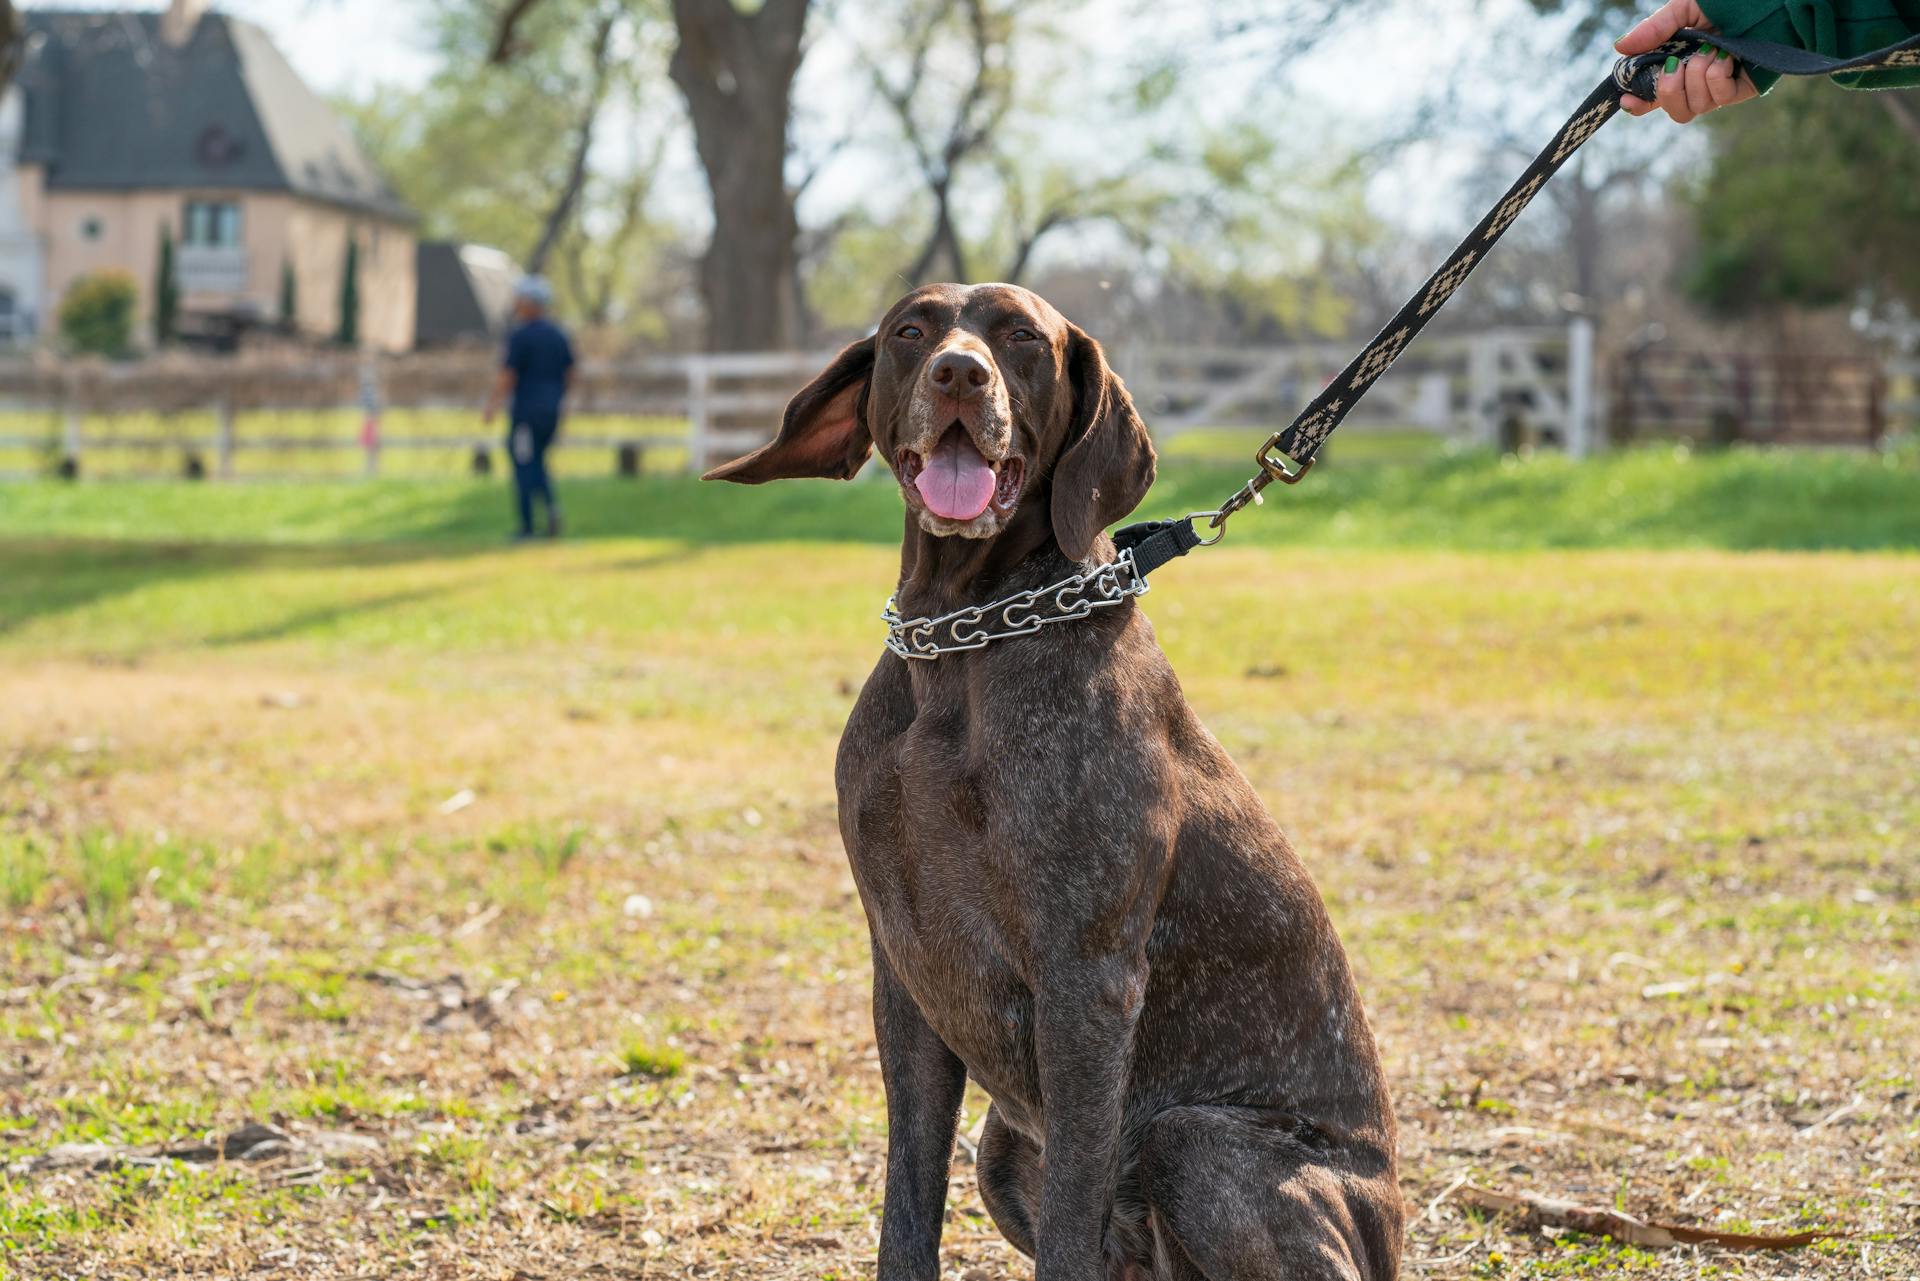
[929,348,991,399]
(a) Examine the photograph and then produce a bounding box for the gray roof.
[18,10,413,222]
[415,242,518,347]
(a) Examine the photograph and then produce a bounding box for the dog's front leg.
[873,942,968,1281]
[1031,950,1147,1281]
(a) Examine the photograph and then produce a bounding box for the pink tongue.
[915,430,997,521]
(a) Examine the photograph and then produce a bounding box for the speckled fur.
[709,284,1402,1281]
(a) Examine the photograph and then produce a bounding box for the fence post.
[358,358,381,478]
[1467,333,1499,446]
[61,401,81,476]
[1566,315,1596,458]
[214,396,235,478]
[686,354,711,475]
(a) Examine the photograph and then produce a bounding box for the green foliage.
[153,225,178,348]
[279,259,298,330]
[1168,119,1380,338]
[336,236,360,347]
[615,1037,686,1079]
[331,0,672,338]
[1686,78,1920,315]
[57,271,137,358]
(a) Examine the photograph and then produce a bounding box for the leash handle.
[1615,27,1920,98]
[1614,38,1708,99]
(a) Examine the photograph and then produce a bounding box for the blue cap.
[514,275,553,306]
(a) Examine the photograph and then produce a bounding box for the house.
[0,0,418,351]
[415,241,519,348]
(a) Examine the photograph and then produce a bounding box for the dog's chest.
[839,714,1048,1103]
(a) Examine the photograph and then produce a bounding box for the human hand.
[1616,0,1758,123]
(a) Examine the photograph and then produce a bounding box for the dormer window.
[195,125,242,169]
[184,200,242,247]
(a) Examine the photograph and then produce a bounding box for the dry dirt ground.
[1,539,1916,1279]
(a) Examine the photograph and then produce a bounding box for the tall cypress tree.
[279,259,298,332]
[153,223,179,348]
[335,235,360,347]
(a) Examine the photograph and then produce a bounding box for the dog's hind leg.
[1138,1105,1401,1281]
[975,1104,1043,1257]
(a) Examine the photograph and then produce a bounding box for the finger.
[1615,0,1707,54]
[1684,50,1715,116]
[1619,93,1657,116]
[1703,46,1742,107]
[1654,56,1696,123]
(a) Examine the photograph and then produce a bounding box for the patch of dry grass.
[1,539,1916,1279]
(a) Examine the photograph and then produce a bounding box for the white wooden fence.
[1121,322,1603,457]
[3,324,1907,480]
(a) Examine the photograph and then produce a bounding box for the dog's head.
[704,283,1155,561]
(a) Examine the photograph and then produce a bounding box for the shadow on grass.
[0,540,499,641]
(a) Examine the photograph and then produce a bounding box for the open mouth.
[896,423,1025,523]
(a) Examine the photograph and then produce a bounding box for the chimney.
[161,0,210,47]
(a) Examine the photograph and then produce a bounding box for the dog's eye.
[895,324,924,340]
[1009,327,1038,342]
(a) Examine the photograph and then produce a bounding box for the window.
[183,200,242,248]
[80,217,103,241]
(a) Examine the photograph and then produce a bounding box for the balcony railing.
[177,245,249,295]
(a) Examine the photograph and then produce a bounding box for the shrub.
[59,271,138,357]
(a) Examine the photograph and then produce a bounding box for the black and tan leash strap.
[1109,26,1920,570]
[1265,25,1920,479]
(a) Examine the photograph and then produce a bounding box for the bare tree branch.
[488,0,548,65]
[525,8,618,276]
[867,0,1013,284]
[1881,92,1920,148]
[0,1,22,96]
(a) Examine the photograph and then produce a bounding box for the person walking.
[1618,0,1919,123]
[483,276,575,540]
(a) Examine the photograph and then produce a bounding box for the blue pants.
[508,411,559,534]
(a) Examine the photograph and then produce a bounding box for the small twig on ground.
[1414,1172,1471,1229]
[1407,1238,1483,1271]
[1453,1183,1844,1251]
[1794,1094,1865,1138]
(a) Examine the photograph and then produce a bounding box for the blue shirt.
[504,317,575,420]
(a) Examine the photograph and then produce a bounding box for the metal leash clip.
[1204,430,1316,540]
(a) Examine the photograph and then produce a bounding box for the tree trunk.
[0,1,21,96]
[668,0,807,352]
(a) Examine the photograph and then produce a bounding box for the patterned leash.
[1112,26,1920,582]
[882,27,1920,660]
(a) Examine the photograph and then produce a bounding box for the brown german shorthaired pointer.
[708,283,1401,1281]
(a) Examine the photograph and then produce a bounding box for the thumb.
[1615,0,1701,54]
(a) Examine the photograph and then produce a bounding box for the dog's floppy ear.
[703,337,876,483]
[1050,324,1156,562]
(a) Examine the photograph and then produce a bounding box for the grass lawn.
[0,459,1916,1278]
[2,441,1919,550]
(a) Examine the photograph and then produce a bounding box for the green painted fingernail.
[1664,55,1680,73]
[1716,46,1730,59]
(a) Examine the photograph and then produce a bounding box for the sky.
[73,0,443,95]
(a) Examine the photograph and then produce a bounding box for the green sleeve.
[1694,0,1920,91]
